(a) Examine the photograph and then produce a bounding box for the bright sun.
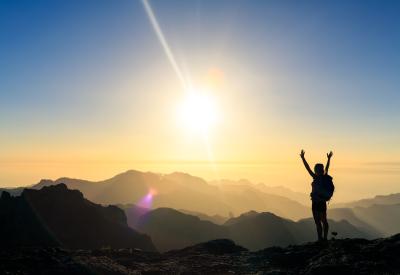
[178,89,219,133]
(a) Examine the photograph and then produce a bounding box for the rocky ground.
[1,235,400,275]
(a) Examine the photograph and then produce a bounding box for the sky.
[0,0,399,201]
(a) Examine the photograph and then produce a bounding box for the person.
[300,149,333,242]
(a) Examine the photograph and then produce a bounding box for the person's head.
[314,163,324,176]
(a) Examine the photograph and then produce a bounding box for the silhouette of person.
[300,150,333,242]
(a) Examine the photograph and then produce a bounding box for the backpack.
[311,175,335,202]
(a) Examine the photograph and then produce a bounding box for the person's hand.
[327,151,333,159]
[300,149,305,158]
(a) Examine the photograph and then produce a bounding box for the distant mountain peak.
[110,169,143,178]
[163,171,207,184]
[241,210,260,217]
[107,169,161,183]
[22,182,80,199]
[124,169,144,175]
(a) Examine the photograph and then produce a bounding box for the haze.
[1,0,399,202]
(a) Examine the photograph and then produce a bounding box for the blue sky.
[1,0,399,127]
[1,1,399,100]
[0,0,399,197]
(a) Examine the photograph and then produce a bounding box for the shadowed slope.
[225,211,371,251]
[330,204,400,237]
[129,208,371,252]
[179,209,228,224]
[0,191,59,247]
[136,208,228,252]
[0,184,156,251]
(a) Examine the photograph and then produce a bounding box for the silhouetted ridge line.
[0,184,156,251]
[19,170,310,220]
[129,208,372,252]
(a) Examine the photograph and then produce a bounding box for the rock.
[1,235,400,274]
[167,239,248,255]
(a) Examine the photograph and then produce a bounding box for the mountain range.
[7,170,310,220]
[0,184,155,251]
[0,180,374,253]
[210,179,311,206]
[333,193,400,208]
[0,168,399,275]
[1,169,400,244]
[130,207,371,252]
[330,203,400,237]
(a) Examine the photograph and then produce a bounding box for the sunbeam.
[141,0,189,91]
[142,0,218,173]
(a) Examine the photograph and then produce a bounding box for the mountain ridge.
[0,184,156,251]
[13,170,310,220]
[129,207,372,252]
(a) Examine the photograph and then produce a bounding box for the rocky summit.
[1,235,399,274]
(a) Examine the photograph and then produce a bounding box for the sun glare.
[178,89,219,133]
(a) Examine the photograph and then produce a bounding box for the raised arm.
[300,150,315,178]
[325,151,333,175]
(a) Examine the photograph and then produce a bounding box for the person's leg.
[321,210,329,240]
[312,209,323,241]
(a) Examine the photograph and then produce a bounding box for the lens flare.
[137,188,157,209]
